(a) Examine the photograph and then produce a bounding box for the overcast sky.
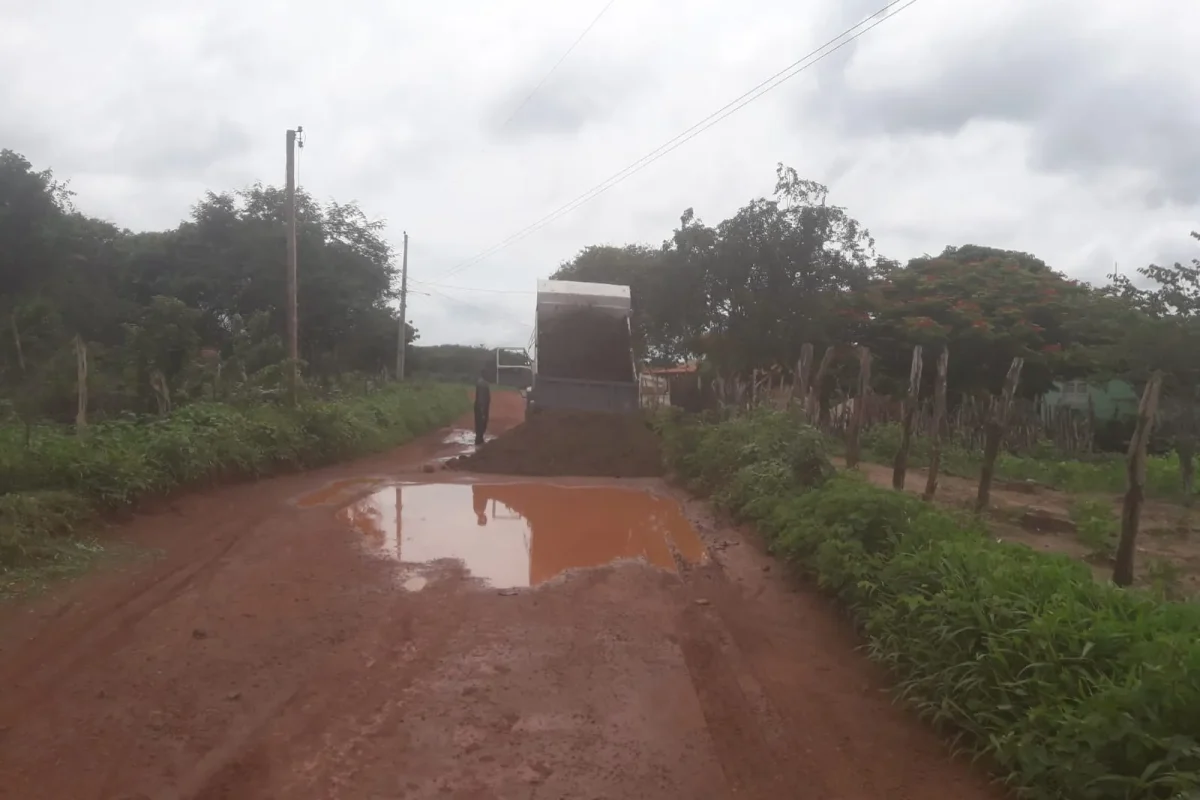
[2,0,1197,346]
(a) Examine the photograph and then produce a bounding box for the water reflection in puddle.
[337,483,706,589]
[442,430,496,447]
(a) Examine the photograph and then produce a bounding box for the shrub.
[663,410,1200,800]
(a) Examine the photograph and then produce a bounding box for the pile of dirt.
[537,309,633,382]
[448,410,663,477]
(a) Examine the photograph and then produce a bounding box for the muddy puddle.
[336,483,706,589]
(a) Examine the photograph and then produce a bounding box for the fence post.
[73,334,88,431]
[974,357,1024,515]
[845,346,872,468]
[796,343,813,417]
[922,347,950,501]
[892,345,924,490]
[809,345,835,426]
[1113,372,1164,587]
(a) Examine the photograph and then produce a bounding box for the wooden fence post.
[1113,372,1164,587]
[892,345,924,490]
[796,344,813,417]
[974,357,1024,515]
[73,335,88,431]
[845,346,872,468]
[922,347,950,501]
[809,345,835,426]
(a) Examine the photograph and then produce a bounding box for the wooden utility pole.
[922,347,950,501]
[397,231,409,381]
[1114,372,1164,587]
[892,345,924,490]
[285,128,300,403]
[974,357,1024,515]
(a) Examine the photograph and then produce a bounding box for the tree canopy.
[549,161,1200,411]
[0,149,414,421]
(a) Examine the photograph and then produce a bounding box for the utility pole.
[397,231,409,381]
[285,128,300,403]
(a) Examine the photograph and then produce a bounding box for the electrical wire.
[419,284,534,331]
[425,0,917,286]
[497,0,619,131]
[409,277,534,295]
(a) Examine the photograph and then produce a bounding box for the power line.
[498,0,619,131]
[409,277,534,295]
[420,284,534,330]
[425,0,917,286]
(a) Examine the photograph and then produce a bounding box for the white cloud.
[2,0,1197,346]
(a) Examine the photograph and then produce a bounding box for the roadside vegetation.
[659,408,1200,800]
[0,383,469,594]
[859,422,1187,498]
[0,149,474,593]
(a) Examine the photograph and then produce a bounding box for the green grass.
[0,382,470,590]
[659,409,1200,800]
[858,423,1190,500]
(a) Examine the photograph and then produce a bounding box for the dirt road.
[0,391,1003,799]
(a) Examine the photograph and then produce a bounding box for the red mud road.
[0,391,1004,800]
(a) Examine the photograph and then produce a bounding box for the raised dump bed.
[528,280,639,414]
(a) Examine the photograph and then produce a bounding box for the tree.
[1098,233,1200,494]
[858,245,1091,397]
[0,149,415,422]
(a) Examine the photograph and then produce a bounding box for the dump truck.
[526,279,639,415]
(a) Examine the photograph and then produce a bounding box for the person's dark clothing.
[474,379,491,444]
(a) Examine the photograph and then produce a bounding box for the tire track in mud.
[182,575,473,800]
[0,513,267,722]
[677,584,831,799]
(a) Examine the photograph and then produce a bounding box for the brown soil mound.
[537,309,633,382]
[448,410,663,477]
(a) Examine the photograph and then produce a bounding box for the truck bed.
[536,307,634,382]
[529,279,638,415]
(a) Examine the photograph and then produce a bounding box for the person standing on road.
[474,370,491,445]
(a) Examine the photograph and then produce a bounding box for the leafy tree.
[857,245,1093,397]
[1098,233,1200,492]
[554,164,889,374]
[0,150,415,422]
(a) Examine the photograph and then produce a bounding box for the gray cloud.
[483,58,651,141]
[814,3,1200,204]
[1,0,1198,345]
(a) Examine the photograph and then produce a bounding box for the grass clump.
[0,382,469,585]
[665,409,1200,800]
